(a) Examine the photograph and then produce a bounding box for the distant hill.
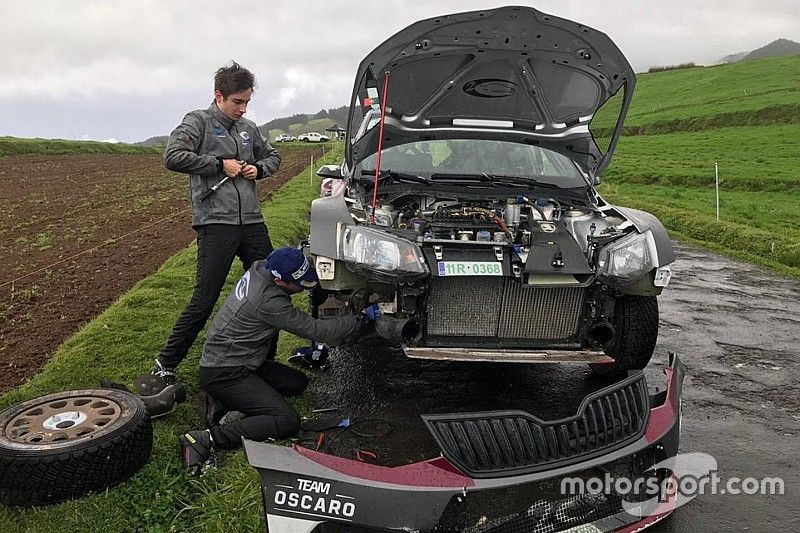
[741,38,800,61]
[716,38,800,64]
[136,135,168,147]
[137,105,349,145]
[717,51,748,64]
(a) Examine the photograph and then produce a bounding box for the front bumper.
[245,355,686,532]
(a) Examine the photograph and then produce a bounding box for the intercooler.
[426,278,586,341]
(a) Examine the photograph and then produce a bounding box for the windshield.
[359,139,587,187]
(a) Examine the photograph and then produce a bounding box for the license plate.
[437,261,502,276]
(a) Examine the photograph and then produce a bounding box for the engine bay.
[353,191,630,259]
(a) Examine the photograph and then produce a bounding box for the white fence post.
[715,162,720,222]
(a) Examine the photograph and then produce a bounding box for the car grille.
[426,278,586,340]
[422,373,649,478]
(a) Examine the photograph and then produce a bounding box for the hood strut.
[370,70,390,224]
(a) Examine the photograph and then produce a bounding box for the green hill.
[592,53,800,134]
[597,53,800,276]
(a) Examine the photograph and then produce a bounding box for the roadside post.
[715,162,720,221]
[311,155,314,186]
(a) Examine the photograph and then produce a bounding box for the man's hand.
[361,304,381,321]
[240,164,258,180]
[222,159,244,177]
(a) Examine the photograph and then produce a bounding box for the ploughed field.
[0,147,323,393]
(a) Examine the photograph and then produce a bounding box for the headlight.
[340,225,428,277]
[596,232,653,284]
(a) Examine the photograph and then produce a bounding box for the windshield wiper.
[480,173,561,189]
[430,172,554,188]
[361,169,431,185]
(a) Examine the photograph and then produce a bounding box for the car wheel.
[0,389,153,506]
[590,295,658,377]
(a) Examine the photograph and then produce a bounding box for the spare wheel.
[0,388,153,506]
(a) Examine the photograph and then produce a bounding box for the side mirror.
[316,165,343,179]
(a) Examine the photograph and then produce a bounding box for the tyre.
[590,296,659,377]
[0,389,153,506]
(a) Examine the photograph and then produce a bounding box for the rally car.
[309,5,674,376]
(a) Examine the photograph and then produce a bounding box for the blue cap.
[266,247,319,288]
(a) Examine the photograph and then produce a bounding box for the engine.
[366,194,624,250]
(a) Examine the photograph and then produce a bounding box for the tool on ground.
[356,449,378,462]
[289,343,330,369]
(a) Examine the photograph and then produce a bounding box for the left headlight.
[341,225,428,278]
[596,232,653,284]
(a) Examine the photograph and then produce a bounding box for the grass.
[599,125,800,275]
[591,53,800,133]
[0,145,343,532]
[599,182,800,275]
[587,54,800,277]
[0,137,162,157]
[601,124,800,191]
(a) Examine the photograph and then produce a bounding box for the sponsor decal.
[212,125,227,137]
[292,257,310,280]
[539,222,556,233]
[463,79,517,98]
[272,477,357,521]
[239,131,251,146]
[235,271,250,301]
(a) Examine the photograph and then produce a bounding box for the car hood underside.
[347,6,636,177]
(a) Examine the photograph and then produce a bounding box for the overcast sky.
[1,0,797,143]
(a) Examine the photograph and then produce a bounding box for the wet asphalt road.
[309,241,799,532]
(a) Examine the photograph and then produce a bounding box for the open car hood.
[346,6,635,178]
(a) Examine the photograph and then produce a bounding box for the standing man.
[179,247,380,472]
[152,61,281,385]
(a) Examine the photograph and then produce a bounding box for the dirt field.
[0,147,323,393]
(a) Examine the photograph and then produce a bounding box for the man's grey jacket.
[200,260,361,370]
[164,102,281,227]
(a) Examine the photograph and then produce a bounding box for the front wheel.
[590,295,659,377]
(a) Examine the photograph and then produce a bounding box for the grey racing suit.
[164,102,281,227]
[198,260,363,448]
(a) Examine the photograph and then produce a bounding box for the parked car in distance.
[273,133,296,143]
[298,132,330,143]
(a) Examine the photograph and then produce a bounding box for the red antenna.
[370,70,390,224]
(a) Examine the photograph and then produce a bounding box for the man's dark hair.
[214,61,256,97]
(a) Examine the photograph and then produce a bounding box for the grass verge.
[0,144,343,532]
[0,137,163,157]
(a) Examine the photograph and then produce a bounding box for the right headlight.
[596,232,654,285]
[340,225,428,279]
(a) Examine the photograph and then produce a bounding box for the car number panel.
[437,261,502,276]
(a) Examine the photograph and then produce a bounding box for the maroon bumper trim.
[293,445,475,488]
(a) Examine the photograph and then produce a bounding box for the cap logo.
[291,257,310,280]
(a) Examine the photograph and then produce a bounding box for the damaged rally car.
[308,6,674,376]
[245,6,686,533]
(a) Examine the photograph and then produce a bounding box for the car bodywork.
[246,354,686,532]
[309,6,674,372]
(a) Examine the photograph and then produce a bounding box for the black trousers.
[159,223,274,369]
[199,361,308,450]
